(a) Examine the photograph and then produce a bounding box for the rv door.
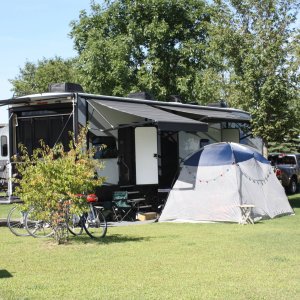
[135,127,158,185]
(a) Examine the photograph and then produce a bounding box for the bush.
[14,127,105,243]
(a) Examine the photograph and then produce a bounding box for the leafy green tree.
[14,127,104,244]
[9,56,78,96]
[70,0,219,102]
[211,0,300,146]
[268,137,300,153]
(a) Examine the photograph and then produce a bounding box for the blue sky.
[0,0,93,122]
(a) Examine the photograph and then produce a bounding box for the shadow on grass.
[0,269,13,279]
[69,233,153,245]
[288,193,300,208]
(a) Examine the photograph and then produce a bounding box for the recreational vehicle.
[0,83,258,207]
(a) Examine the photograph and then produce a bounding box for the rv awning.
[154,105,251,122]
[0,98,31,107]
[88,99,208,132]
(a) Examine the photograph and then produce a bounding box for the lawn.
[0,203,13,219]
[0,194,299,300]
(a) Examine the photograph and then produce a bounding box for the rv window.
[1,135,8,157]
[93,136,118,159]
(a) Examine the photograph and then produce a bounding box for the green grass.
[0,195,300,299]
[0,204,13,219]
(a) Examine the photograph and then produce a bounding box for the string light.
[183,164,273,185]
[184,166,230,184]
[237,164,272,185]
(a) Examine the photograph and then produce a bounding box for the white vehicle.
[0,123,9,192]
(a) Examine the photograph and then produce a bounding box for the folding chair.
[112,191,136,222]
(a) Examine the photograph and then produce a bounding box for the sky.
[0,0,93,123]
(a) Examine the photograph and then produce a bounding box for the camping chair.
[112,191,136,222]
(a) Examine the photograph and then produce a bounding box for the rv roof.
[0,91,251,122]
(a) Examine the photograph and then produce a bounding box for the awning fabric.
[88,99,208,132]
[155,105,251,122]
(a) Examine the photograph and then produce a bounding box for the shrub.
[14,127,105,243]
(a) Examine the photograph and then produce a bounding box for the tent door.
[135,127,158,185]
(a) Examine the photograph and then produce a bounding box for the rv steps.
[138,205,152,210]
[127,191,139,195]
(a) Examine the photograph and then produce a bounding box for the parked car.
[268,153,300,194]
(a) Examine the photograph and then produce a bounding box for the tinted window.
[278,156,296,165]
[1,135,8,157]
[268,155,296,165]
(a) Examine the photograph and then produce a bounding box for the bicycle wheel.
[66,213,84,236]
[25,208,54,238]
[7,205,30,237]
[83,207,107,238]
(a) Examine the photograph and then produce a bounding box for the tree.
[211,0,300,146]
[268,132,300,153]
[70,0,221,102]
[9,56,78,96]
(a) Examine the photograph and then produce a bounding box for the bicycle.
[81,193,107,239]
[25,194,107,239]
[7,204,30,237]
[25,207,54,238]
[25,199,83,238]
[66,210,84,236]
[61,194,107,239]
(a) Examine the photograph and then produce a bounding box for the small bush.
[14,127,105,243]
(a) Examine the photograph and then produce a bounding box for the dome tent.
[159,142,294,223]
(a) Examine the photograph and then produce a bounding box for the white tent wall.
[159,165,243,223]
[238,159,293,219]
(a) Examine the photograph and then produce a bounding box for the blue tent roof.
[184,142,269,167]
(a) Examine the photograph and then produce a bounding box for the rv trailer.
[0,83,256,208]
